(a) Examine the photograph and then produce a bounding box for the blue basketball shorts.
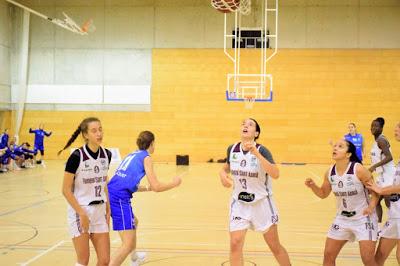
[109,197,136,231]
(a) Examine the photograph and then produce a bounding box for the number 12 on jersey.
[95,185,102,197]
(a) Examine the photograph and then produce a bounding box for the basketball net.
[244,96,255,109]
[211,0,251,15]
[81,19,96,33]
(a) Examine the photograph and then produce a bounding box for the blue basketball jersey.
[108,150,149,199]
[344,133,364,161]
[0,133,9,149]
[29,129,51,147]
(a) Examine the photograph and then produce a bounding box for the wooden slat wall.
[18,49,400,163]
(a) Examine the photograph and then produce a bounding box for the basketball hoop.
[81,19,96,33]
[244,96,255,109]
[211,0,251,15]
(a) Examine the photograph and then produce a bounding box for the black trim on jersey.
[330,166,336,176]
[65,145,112,174]
[233,143,241,153]
[80,147,90,161]
[226,143,275,164]
[348,162,356,175]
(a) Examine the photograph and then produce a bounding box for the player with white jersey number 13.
[219,118,291,266]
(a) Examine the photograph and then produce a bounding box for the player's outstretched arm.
[144,156,181,192]
[305,170,331,199]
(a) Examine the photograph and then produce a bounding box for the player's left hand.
[366,181,382,194]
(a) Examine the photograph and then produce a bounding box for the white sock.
[131,250,138,261]
[75,263,86,266]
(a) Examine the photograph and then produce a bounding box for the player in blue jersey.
[11,141,36,168]
[108,131,182,266]
[29,123,52,164]
[0,128,9,149]
[344,123,365,162]
[0,144,19,172]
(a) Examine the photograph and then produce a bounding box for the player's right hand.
[173,176,182,187]
[79,212,90,233]
[305,178,315,188]
[220,174,233,188]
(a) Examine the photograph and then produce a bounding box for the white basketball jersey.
[72,145,109,205]
[229,142,272,204]
[388,161,400,219]
[370,135,395,175]
[329,162,371,220]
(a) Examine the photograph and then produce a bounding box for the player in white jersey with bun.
[305,139,379,266]
[369,117,396,223]
[59,117,111,266]
[219,118,291,266]
[367,122,400,266]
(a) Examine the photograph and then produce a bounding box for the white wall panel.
[360,0,400,6]
[105,7,154,48]
[28,48,54,84]
[25,85,102,103]
[204,8,226,48]
[359,7,400,48]
[54,49,103,84]
[0,46,10,85]
[0,0,10,47]
[279,6,306,48]
[104,85,150,104]
[306,6,359,48]
[105,0,155,6]
[29,6,55,48]
[104,49,151,85]
[155,7,204,48]
[0,85,11,104]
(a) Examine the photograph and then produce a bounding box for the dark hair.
[249,118,261,140]
[345,140,362,164]
[136,131,155,150]
[57,117,100,156]
[375,117,385,128]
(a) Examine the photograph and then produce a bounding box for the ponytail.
[57,117,100,156]
[57,126,81,156]
[345,140,362,164]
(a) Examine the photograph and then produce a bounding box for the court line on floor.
[0,196,61,217]
[7,243,398,262]
[17,240,65,266]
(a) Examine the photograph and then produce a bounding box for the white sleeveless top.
[72,145,109,205]
[370,135,395,175]
[329,162,372,220]
[388,161,400,219]
[229,142,272,204]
